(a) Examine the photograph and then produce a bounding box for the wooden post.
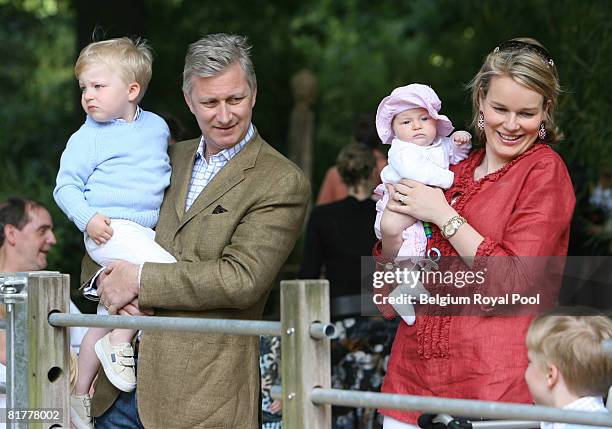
[2,272,69,427]
[7,272,70,429]
[25,272,70,428]
[281,279,331,429]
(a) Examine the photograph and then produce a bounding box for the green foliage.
[0,0,85,300]
[144,0,303,156]
[285,0,611,196]
[0,0,610,284]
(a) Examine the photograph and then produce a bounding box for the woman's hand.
[392,179,456,227]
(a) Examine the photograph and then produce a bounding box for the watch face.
[444,224,455,236]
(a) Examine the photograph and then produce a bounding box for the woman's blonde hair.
[467,37,561,144]
[74,37,153,103]
[526,309,612,396]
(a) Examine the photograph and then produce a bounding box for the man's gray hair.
[182,33,257,97]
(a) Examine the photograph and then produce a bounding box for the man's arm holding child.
[98,162,310,313]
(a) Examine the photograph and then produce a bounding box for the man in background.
[0,197,86,419]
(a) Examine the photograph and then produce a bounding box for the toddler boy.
[525,309,612,429]
[54,37,175,429]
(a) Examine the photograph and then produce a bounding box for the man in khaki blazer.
[87,34,310,428]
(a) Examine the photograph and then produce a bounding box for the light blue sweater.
[54,110,171,232]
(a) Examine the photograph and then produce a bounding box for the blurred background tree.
[0,0,610,309]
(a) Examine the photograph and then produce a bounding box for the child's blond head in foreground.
[75,37,153,103]
[525,309,612,406]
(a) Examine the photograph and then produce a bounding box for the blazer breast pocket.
[212,204,228,214]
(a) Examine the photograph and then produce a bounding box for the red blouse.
[375,143,576,424]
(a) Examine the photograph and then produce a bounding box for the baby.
[374,83,471,325]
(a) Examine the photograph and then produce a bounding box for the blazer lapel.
[172,138,201,220]
[179,134,262,228]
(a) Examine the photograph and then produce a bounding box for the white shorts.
[85,219,176,316]
[383,416,419,429]
[84,218,176,266]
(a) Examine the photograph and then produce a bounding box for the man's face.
[184,62,256,159]
[13,207,56,271]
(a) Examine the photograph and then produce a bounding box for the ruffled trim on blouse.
[417,143,548,359]
[456,142,547,191]
[431,143,548,258]
[417,310,451,358]
[475,237,498,258]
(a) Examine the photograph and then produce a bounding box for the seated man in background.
[0,197,87,411]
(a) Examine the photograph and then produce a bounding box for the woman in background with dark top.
[301,142,378,301]
[300,143,398,429]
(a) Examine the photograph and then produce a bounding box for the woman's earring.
[477,112,485,130]
[539,122,547,140]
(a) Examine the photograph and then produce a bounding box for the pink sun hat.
[375,83,455,144]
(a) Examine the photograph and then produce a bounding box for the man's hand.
[118,298,154,317]
[98,261,139,315]
[452,130,472,146]
[86,213,113,245]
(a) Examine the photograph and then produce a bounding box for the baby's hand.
[86,214,113,245]
[452,130,472,146]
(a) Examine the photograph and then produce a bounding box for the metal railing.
[2,272,612,429]
[308,388,612,427]
[48,313,283,336]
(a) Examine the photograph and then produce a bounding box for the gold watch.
[441,215,467,239]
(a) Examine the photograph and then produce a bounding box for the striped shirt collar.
[184,124,255,211]
[114,105,142,123]
[195,123,255,162]
[540,396,607,429]
[562,396,606,411]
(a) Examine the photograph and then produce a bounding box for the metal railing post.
[2,274,28,428]
[1,272,70,428]
[280,279,332,429]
